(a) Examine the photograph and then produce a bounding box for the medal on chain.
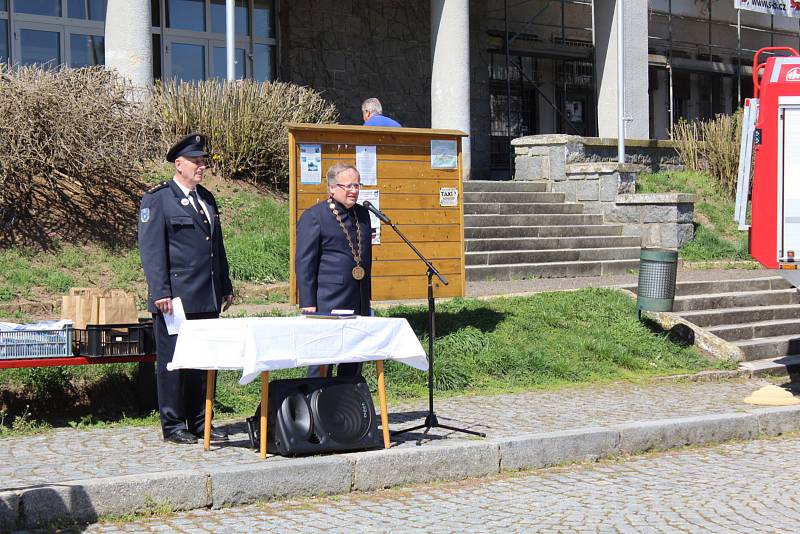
[329,200,366,280]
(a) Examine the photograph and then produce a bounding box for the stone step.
[464,213,605,227]
[707,319,800,342]
[464,203,584,215]
[465,259,639,281]
[734,334,800,361]
[678,304,800,327]
[464,224,624,239]
[464,180,547,193]
[739,354,800,377]
[465,235,642,252]
[463,192,565,204]
[672,277,792,297]
[466,247,641,266]
[671,289,800,312]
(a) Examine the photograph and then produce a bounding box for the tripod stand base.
[391,412,486,446]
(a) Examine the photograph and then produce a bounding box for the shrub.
[671,109,742,199]
[0,65,163,250]
[152,79,339,190]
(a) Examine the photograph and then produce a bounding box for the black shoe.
[193,426,228,441]
[164,429,197,445]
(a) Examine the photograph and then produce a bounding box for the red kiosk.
[737,47,800,287]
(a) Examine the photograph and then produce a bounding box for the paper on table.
[165,297,186,336]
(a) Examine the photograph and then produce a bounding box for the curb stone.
[18,471,208,529]
[615,413,759,454]
[7,405,800,529]
[207,456,352,509]
[350,440,500,492]
[498,427,619,471]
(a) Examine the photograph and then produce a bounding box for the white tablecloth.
[168,316,429,384]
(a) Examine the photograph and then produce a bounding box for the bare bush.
[0,65,163,249]
[671,110,742,199]
[152,79,339,190]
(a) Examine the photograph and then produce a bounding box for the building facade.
[0,1,796,179]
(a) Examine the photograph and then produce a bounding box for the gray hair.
[326,163,360,186]
[361,97,382,116]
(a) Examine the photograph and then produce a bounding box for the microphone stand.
[378,211,486,445]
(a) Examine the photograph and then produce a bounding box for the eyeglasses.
[334,183,362,191]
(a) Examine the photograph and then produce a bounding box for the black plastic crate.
[74,322,154,358]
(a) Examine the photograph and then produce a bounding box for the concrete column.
[431,0,471,179]
[593,0,649,139]
[105,0,153,98]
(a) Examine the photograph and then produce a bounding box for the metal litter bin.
[636,248,678,314]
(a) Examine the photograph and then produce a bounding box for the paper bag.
[97,294,139,325]
[75,294,99,329]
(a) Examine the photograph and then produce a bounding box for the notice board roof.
[285,123,468,137]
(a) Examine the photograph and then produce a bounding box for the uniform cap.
[166,133,208,162]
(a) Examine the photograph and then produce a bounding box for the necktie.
[188,190,211,232]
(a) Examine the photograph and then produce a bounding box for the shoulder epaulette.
[147,181,169,194]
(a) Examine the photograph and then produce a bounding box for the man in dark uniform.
[138,133,234,444]
[295,163,372,377]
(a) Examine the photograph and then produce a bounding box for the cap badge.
[195,135,201,143]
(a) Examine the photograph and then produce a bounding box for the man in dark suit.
[295,163,372,377]
[138,133,234,444]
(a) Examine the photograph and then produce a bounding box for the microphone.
[361,201,391,224]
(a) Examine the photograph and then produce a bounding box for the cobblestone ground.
[1,378,773,489]
[73,434,800,533]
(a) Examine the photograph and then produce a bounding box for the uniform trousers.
[153,311,219,437]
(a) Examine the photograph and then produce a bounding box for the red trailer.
[736,47,800,287]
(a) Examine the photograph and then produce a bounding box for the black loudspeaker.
[246,376,383,456]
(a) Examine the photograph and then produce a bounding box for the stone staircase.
[666,275,800,375]
[464,181,641,281]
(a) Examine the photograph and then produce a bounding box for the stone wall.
[279,0,490,178]
[512,134,694,249]
[512,134,682,183]
[610,194,695,249]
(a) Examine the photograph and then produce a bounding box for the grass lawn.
[0,288,733,436]
[636,171,752,262]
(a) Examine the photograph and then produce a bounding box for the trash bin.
[636,248,678,314]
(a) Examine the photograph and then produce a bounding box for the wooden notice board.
[288,123,467,303]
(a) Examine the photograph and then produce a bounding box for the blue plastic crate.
[0,324,73,360]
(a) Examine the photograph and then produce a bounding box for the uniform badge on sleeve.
[140,208,150,223]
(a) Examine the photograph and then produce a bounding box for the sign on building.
[735,0,800,18]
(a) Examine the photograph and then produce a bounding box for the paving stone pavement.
[0,377,778,490]
[71,432,800,533]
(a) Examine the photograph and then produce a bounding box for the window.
[210,0,247,35]
[70,33,104,67]
[67,0,107,21]
[20,28,60,66]
[166,0,205,31]
[212,45,245,79]
[0,20,7,65]
[171,42,205,82]
[16,0,61,17]
[0,0,6,11]
[253,0,272,38]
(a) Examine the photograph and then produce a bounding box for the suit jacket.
[138,180,233,314]
[295,199,372,314]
